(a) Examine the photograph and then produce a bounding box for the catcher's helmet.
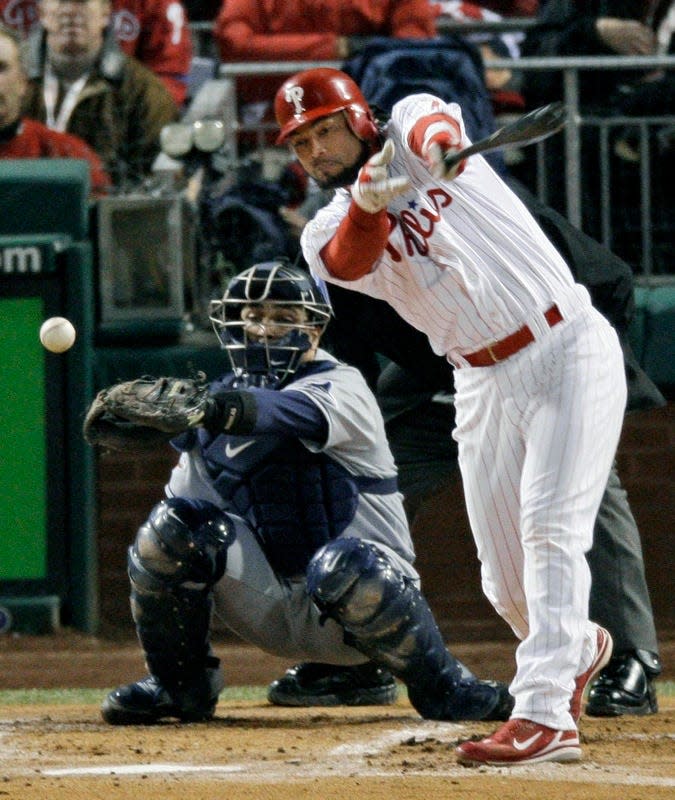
[275,67,379,145]
[209,261,332,387]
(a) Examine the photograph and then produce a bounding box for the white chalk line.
[43,764,244,777]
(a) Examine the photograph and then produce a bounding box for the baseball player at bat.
[91,260,514,726]
[273,68,628,766]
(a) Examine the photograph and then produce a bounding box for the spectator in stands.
[519,0,668,108]
[0,23,110,194]
[0,0,191,107]
[21,0,178,189]
[107,0,192,107]
[213,0,437,148]
[431,1,540,112]
[517,0,673,271]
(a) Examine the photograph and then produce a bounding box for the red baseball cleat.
[456,718,581,766]
[570,626,613,722]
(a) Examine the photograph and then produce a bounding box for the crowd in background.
[0,0,672,269]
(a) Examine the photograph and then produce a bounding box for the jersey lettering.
[386,187,453,260]
[113,9,141,42]
[2,0,38,36]
[166,2,185,46]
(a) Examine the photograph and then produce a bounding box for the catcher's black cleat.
[479,679,516,721]
[408,677,514,722]
[101,671,224,725]
[586,651,660,717]
[267,661,398,707]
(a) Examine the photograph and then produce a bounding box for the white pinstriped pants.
[453,303,627,729]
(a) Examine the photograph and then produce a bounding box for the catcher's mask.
[209,261,332,387]
[274,67,379,145]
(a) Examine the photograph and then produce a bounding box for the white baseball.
[39,316,76,353]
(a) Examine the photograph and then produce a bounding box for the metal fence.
[484,54,674,280]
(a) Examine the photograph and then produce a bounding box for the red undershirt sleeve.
[319,201,390,280]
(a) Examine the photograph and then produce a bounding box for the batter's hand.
[423,124,466,181]
[351,140,410,214]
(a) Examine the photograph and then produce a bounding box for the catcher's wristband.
[202,389,257,435]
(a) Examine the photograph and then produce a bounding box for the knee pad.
[306,538,408,631]
[129,498,235,594]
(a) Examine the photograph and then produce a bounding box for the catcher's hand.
[351,140,410,214]
[83,376,258,449]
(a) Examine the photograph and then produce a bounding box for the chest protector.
[191,430,395,577]
[240,440,364,576]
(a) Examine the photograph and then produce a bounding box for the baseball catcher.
[88,260,513,726]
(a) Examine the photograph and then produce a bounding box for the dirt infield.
[1,631,673,800]
[2,698,674,800]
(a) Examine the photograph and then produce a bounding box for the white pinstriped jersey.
[302,93,589,366]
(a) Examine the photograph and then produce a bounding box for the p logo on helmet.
[285,85,306,117]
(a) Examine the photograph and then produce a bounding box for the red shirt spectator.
[214,0,438,147]
[215,0,437,65]
[111,0,192,107]
[0,117,111,196]
[433,1,538,111]
[0,0,192,106]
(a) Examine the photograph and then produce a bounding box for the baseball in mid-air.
[39,316,77,353]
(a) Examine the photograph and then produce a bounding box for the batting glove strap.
[351,140,410,214]
[200,389,258,436]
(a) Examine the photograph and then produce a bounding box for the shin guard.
[306,538,503,720]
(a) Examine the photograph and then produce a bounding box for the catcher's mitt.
[83,375,258,450]
[83,376,210,450]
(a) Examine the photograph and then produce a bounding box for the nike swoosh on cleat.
[512,731,543,751]
[225,441,255,458]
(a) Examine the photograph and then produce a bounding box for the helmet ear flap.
[347,108,379,144]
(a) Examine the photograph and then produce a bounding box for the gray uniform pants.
[587,463,658,653]
[210,515,421,663]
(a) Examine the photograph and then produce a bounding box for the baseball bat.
[442,101,567,171]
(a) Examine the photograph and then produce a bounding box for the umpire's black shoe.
[586,650,660,717]
[267,661,398,707]
[102,669,224,725]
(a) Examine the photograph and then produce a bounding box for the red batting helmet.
[274,68,379,145]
